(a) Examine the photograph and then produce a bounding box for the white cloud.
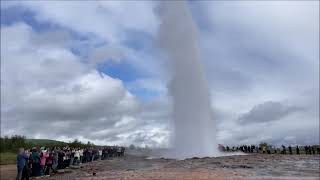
[1,1,318,147]
[2,1,159,43]
[197,1,319,145]
[0,22,150,146]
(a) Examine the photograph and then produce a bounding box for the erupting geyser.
[158,1,218,158]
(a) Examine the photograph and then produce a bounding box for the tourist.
[84,148,90,162]
[40,147,49,175]
[307,146,312,155]
[304,146,308,154]
[226,146,230,152]
[281,145,286,154]
[89,148,94,162]
[16,148,29,180]
[99,149,102,160]
[45,152,54,175]
[31,147,41,177]
[70,148,75,165]
[102,148,106,160]
[296,146,300,155]
[108,147,112,158]
[57,149,65,169]
[21,149,31,180]
[267,146,271,154]
[262,146,266,154]
[121,147,125,156]
[79,148,84,163]
[64,148,71,167]
[288,146,292,155]
[74,148,80,165]
[52,147,58,171]
[311,146,316,155]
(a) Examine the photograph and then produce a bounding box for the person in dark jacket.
[57,150,65,169]
[31,148,41,177]
[281,145,286,154]
[288,146,292,155]
[16,148,29,180]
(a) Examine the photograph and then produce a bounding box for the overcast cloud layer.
[1,1,319,146]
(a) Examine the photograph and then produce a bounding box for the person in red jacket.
[45,152,54,175]
[40,147,49,175]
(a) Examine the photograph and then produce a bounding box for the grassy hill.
[0,138,67,165]
[25,138,66,145]
[0,136,95,165]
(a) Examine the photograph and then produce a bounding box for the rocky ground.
[1,154,319,180]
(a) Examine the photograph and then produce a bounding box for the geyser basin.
[158,1,218,158]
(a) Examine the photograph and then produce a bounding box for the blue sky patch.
[96,61,143,83]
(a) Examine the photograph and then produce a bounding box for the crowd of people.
[220,144,320,155]
[16,146,125,180]
[221,145,258,153]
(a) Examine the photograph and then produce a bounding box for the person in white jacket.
[79,149,83,164]
[74,149,80,165]
[98,149,102,160]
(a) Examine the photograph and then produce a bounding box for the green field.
[25,138,65,146]
[0,152,16,165]
[0,138,66,165]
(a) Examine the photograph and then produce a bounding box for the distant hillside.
[1,135,96,154]
[25,139,66,145]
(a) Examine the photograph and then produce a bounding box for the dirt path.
[0,164,16,180]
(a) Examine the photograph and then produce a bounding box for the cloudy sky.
[1,1,319,147]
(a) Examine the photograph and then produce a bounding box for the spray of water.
[158,1,218,158]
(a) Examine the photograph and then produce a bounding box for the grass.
[0,152,16,165]
[0,139,65,165]
[25,138,65,145]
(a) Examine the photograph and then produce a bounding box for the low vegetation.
[0,152,16,165]
[0,135,96,164]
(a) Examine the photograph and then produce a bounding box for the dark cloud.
[238,101,302,124]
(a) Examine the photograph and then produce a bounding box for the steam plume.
[158,1,218,158]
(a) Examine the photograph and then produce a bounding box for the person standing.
[74,149,80,165]
[21,149,31,180]
[304,146,308,154]
[57,150,65,169]
[296,146,300,155]
[121,147,125,157]
[288,146,292,155]
[16,148,28,180]
[31,147,41,177]
[97,149,101,160]
[79,148,83,164]
[51,147,58,172]
[281,145,286,154]
[117,146,122,157]
[40,147,49,175]
[312,146,316,155]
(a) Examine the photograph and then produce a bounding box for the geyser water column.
[158,1,218,158]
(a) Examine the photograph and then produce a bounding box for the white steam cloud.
[158,1,218,158]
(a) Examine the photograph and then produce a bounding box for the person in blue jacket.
[16,148,29,180]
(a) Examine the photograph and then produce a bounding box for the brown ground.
[0,164,16,180]
[1,154,319,180]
